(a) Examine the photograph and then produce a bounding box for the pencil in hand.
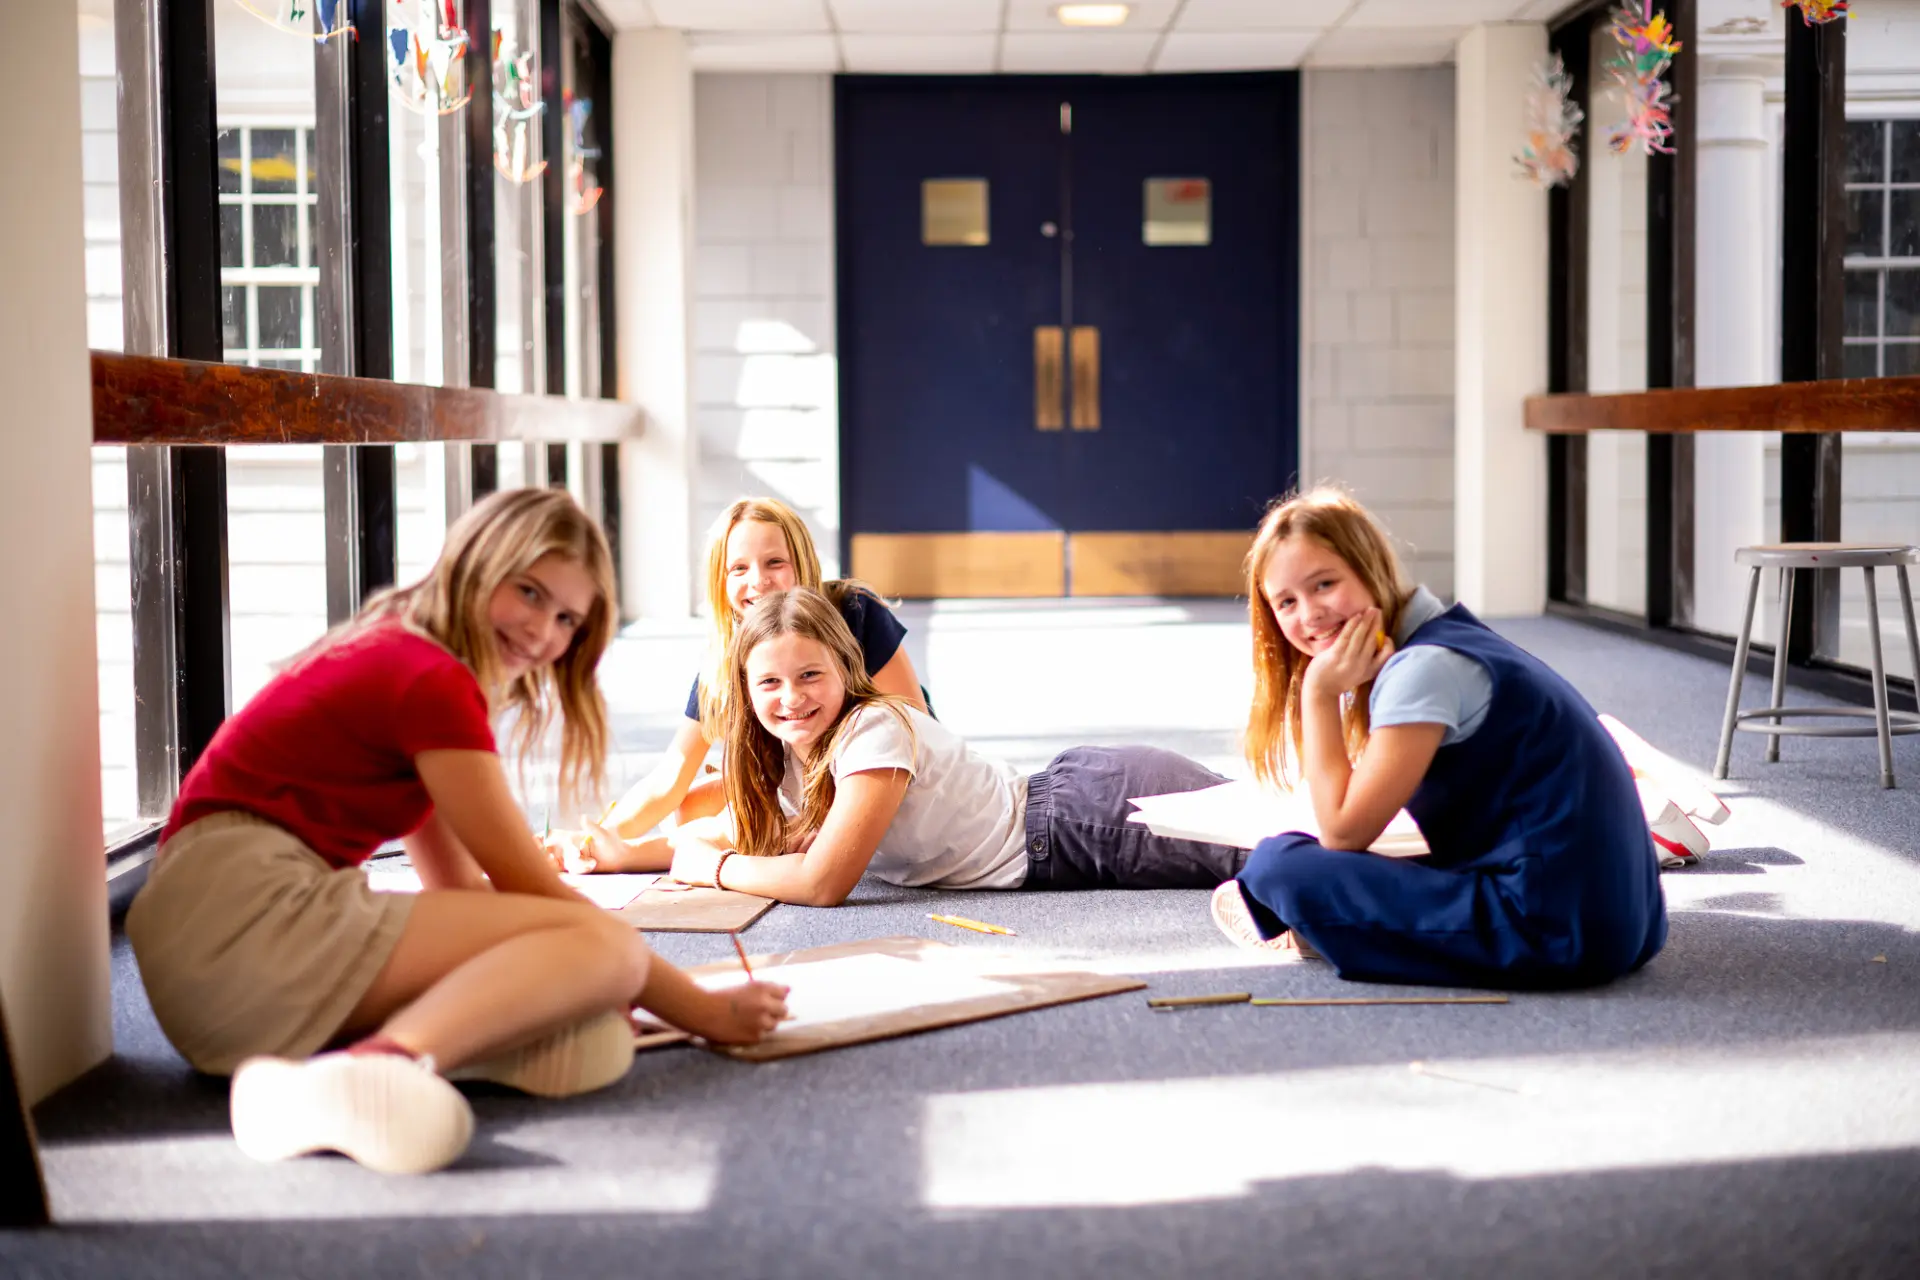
[729,930,754,980]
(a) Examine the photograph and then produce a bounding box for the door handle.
[1035,326,1065,430]
[1070,326,1100,430]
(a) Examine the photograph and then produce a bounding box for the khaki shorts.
[125,812,414,1076]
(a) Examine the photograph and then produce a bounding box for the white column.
[613,30,698,620]
[1692,44,1778,635]
[0,4,111,1102]
[1585,24,1651,615]
[1454,23,1549,615]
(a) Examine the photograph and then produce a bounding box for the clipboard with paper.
[1125,779,1430,857]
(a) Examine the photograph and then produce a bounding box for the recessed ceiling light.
[1055,3,1131,27]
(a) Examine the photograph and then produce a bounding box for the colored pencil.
[928,913,1017,936]
[729,931,755,981]
[1147,993,1253,1008]
[1248,995,1508,1007]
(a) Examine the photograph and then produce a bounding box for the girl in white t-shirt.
[652,588,1244,903]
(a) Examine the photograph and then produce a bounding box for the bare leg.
[341,891,644,1072]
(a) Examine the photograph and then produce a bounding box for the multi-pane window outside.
[1842,118,1920,378]
[218,123,321,372]
[1838,117,1920,684]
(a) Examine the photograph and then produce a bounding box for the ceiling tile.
[1174,0,1339,31]
[840,33,999,72]
[687,33,841,71]
[1152,31,1320,72]
[829,0,1002,32]
[652,0,831,32]
[1003,0,1182,34]
[1306,26,1464,66]
[594,0,659,28]
[1344,0,1529,27]
[999,31,1160,72]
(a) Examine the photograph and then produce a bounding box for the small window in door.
[1144,177,1210,246]
[923,179,989,246]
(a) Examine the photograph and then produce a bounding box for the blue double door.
[836,73,1299,596]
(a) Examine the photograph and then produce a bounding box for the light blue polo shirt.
[1367,586,1493,746]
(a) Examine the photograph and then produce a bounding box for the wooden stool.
[1713,543,1920,788]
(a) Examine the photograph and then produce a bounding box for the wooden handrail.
[91,352,644,446]
[1525,376,1920,434]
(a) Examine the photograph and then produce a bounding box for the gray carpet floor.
[10,609,1920,1279]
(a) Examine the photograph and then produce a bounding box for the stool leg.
[1898,566,1920,713]
[1715,565,1763,780]
[1864,566,1895,789]
[1766,566,1795,763]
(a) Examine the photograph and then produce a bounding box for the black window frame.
[1543,3,1906,709]
[106,0,625,868]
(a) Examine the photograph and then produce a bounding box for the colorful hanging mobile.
[1515,52,1584,189]
[493,29,547,183]
[230,0,354,42]
[1784,0,1850,23]
[567,93,604,215]
[1605,0,1681,156]
[386,0,472,116]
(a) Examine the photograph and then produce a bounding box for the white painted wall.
[1299,67,1458,600]
[690,73,840,587]
[1455,24,1549,617]
[616,30,700,619]
[3,0,112,1105]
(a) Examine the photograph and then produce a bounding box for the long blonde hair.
[697,497,878,734]
[1244,487,1412,788]
[721,588,915,858]
[346,487,616,811]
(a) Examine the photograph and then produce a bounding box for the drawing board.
[631,935,1144,1062]
[365,864,660,911]
[617,885,776,933]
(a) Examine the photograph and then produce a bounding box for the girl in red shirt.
[126,488,787,1175]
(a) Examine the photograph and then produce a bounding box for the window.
[218,124,321,371]
[1842,118,1920,378]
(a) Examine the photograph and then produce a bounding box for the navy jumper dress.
[1235,605,1667,990]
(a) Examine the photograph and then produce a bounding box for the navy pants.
[1236,833,1663,990]
[1021,746,1246,889]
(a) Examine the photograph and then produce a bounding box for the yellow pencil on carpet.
[928,913,1017,936]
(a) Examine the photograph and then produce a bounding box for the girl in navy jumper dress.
[1211,488,1667,990]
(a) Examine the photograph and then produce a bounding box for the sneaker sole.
[451,1009,636,1098]
[230,1054,475,1175]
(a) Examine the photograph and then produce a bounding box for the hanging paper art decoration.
[1784,0,1850,23]
[567,93,605,215]
[1606,1,1681,155]
[231,0,354,42]
[493,30,547,183]
[1515,52,1584,189]
[386,0,472,116]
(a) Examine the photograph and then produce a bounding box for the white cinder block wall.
[1300,68,1457,600]
[691,73,842,583]
[687,68,1457,599]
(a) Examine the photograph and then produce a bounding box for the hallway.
[18,603,1920,1278]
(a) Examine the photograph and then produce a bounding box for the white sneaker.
[1210,881,1320,959]
[230,1052,474,1175]
[449,1010,636,1098]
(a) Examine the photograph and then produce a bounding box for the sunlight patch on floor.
[43,1122,720,1223]
[918,1032,1920,1210]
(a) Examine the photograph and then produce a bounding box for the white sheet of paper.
[364,865,658,910]
[698,953,1017,1035]
[1125,779,1428,856]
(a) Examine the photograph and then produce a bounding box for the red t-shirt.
[163,622,498,868]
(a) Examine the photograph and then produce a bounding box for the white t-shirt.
[777,704,1030,890]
